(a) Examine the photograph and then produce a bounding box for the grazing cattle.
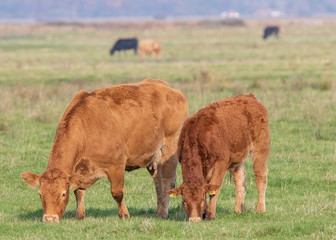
[138,40,161,58]
[263,26,280,39]
[110,38,138,55]
[20,79,188,222]
[168,94,270,222]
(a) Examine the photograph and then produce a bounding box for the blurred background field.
[0,18,335,239]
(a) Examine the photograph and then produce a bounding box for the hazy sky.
[0,0,335,19]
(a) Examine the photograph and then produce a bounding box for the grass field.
[0,18,336,239]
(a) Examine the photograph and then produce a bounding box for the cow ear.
[168,185,183,198]
[20,172,41,188]
[69,175,84,190]
[205,184,219,196]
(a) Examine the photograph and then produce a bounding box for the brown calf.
[168,94,270,222]
[21,79,188,222]
[138,40,161,58]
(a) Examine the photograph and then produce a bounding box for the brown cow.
[20,79,188,222]
[138,40,161,58]
[168,94,270,222]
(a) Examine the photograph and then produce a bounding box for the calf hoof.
[75,212,86,220]
[204,212,215,221]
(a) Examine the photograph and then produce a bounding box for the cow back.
[51,79,188,169]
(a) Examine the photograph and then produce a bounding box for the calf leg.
[231,163,247,213]
[108,168,130,218]
[252,148,269,213]
[205,161,229,220]
[205,188,222,221]
[74,189,86,220]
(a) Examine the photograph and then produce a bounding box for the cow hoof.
[235,203,245,214]
[256,208,266,213]
[256,204,265,213]
[119,213,130,219]
[157,214,169,219]
[204,212,215,221]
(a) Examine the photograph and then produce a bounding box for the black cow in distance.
[110,38,138,55]
[263,26,280,40]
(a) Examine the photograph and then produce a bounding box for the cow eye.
[61,192,66,199]
[38,192,43,200]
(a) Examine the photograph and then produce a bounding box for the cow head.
[168,179,219,222]
[20,169,84,223]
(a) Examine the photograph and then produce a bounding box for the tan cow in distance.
[138,40,161,58]
[20,79,189,222]
[168,94,270,222]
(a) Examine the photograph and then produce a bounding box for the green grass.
[0,19,336,239]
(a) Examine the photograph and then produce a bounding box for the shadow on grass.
[18,206,233,222]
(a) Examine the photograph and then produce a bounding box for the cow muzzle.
[43,214,59,223]
[189,217,201,222]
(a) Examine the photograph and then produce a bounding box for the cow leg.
[108,168,130,219]
[147,160,166,218]
[252,148,269,213]
[148,137,179,219]
[161,136,179,219]
[161,153,178,219]
[74,189,86,220]
[147,141,178,219]
[205,161,229,220]
[231,163,247,213]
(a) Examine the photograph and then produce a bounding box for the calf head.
[168,178,218,222]
[20,169,84,222]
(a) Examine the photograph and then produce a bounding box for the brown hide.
[138,40,161,58]
[169,94,270,222]
[21,79,188,222]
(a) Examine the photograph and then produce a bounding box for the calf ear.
[205,184,220,196]
[168,185,183,197]
[69,175,84,190]
[20,172,41,188]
